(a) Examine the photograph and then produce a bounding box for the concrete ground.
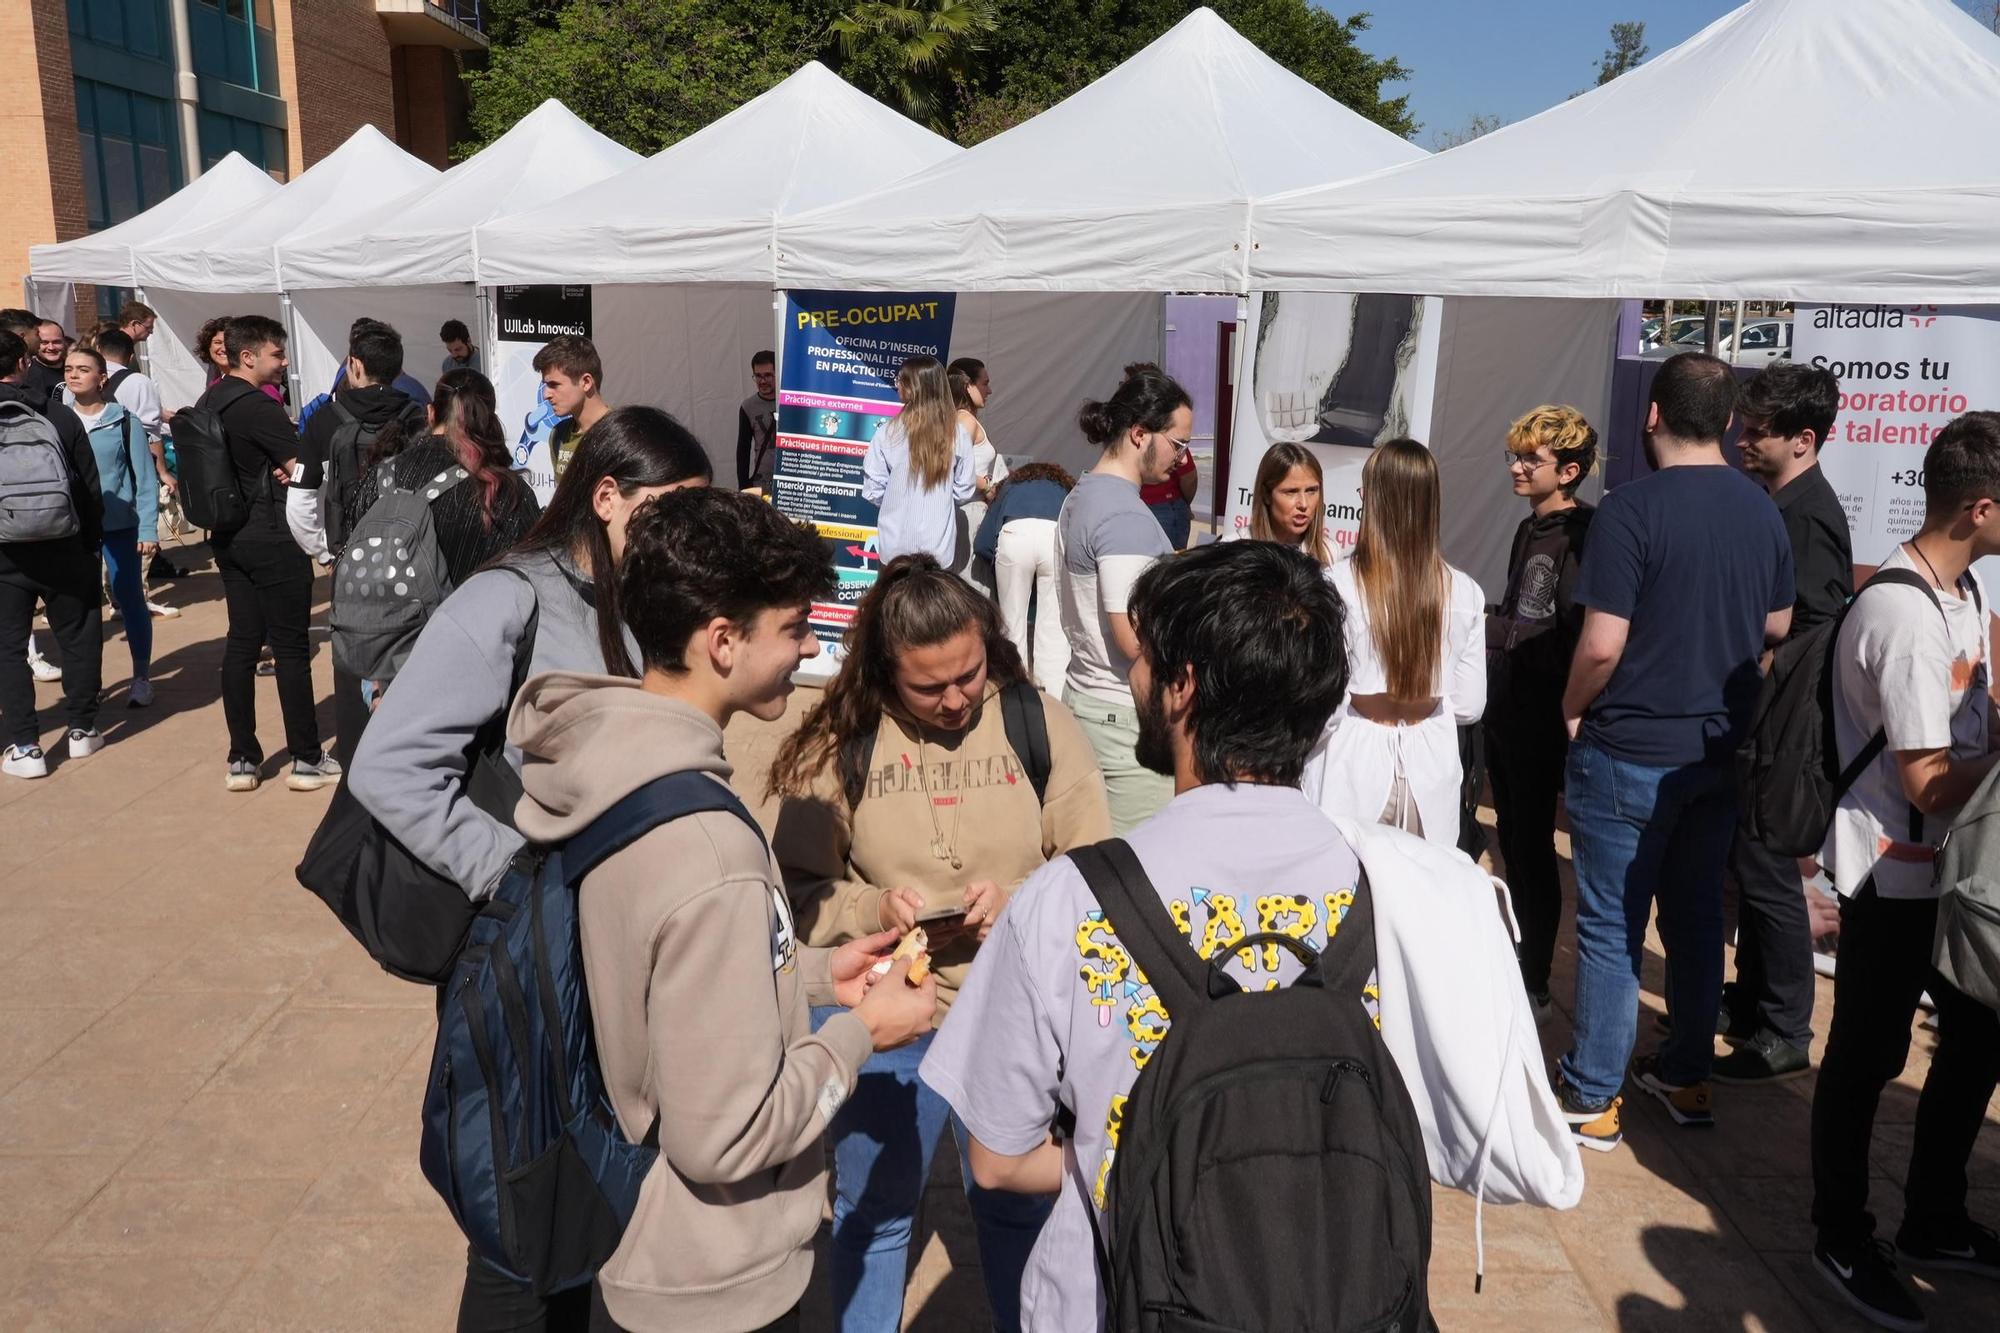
[1,538,1996,1332]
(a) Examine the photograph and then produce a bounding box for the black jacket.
[1487,503,1595,727]
[304,382,425,540]
[19,358,65,415]
[0,382,103,584]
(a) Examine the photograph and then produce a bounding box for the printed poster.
[775,290,956,677]
[493,284,592,504]
[1792,304,2000,584]
[1220,291,1441,555]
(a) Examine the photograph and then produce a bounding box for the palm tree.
[832,0,999,130]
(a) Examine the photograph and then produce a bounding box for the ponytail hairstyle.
[1250,442,1330,566]
[1079,368,1191,453]
[894,355,956,489]
[768,554,1027,801]
[948,369,978,414]
[1352,439,1447,699]
[506,405,713,677]
[433,368,516,529]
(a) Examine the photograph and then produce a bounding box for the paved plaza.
[1,540,1995,1331]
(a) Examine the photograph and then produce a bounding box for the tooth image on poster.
[1222,291,1440,557]
[773,290,957,678]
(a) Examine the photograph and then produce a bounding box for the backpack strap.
[564,771,766,885]
[104,367,135,399]
[1069,839,1212,1013]
[1832,565,1962,839]
[998,679,1052,803]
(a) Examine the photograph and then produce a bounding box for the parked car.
[1721,317,1795,366]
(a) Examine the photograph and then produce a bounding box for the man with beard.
[919,540,1367,1331]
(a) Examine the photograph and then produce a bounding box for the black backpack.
[1070,840,1433,1333]
[323,396,430,551]
[297,568,539,983]
[169,380,256,533]
[838,677,1051,809]
[103,366,135,400]
[1737,568,1969,857]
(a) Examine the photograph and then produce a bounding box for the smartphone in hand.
[915,903,975,953]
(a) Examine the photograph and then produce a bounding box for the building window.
[190,0,282,97]
[75,79,181,232]
[197,109,287,179]
[66,0,171,61]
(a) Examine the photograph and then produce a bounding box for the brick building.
[3,1,484,317]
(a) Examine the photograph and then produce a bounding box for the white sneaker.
[2,744,48,779]
[67,728,104,758]
[287,753,343,792]
[145,600,180,619]
[27,654,61,683]
[225,759,259,792]
[128,677,154,708]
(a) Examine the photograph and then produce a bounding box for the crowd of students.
[1,303,1995,1333]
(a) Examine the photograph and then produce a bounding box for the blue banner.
[775,290,957,662]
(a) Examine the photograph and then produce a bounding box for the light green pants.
[1064,685,1174,835]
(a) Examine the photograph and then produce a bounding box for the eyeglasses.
[1503,452,1553,472]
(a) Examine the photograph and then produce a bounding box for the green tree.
[462,0,825,156]
[1430,112,1500,151]
[830,1,999,131]
[1595,20,1649,85]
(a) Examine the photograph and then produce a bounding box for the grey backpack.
[330,463,470,683]
[0,400,80,544]
[1934,758,2000,1012]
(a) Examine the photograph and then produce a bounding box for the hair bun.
[1077,401,1114,445]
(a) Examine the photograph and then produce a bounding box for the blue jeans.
[1557,742,1738,1103]
[101,529,151,680]
[1147,497,1191,551]
[809,1007,1052,1332]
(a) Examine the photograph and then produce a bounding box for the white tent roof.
[280,100,642,289]
[1252,0,2000,301]
[132,124,437,292]
[475,63,957,286]
[27,153,279,285]
[775,8,1423,293]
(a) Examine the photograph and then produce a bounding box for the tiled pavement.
[2,539,1995,1331]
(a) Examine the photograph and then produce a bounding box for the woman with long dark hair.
[1303,439,1486,846]
[349,404,711,1332]
[769,556,1108,1333]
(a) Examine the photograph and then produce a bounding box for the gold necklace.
[912,737,964,870]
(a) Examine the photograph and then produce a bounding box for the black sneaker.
[1716,982,1758,1047]
[1814,1237,1926,1331]
[1711,1030,1811,1084]
[1897,1217,2000,1280]
[147,552,184,583]
[1553,1074,1623,1153]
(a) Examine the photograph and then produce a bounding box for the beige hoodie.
[509,671,874,1333]
[774,683,1111,1016]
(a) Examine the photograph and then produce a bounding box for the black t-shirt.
[195,376,316,545]
[1770,464,1854,639]
[1488,503,1594,724]
[1575,465,1794,767]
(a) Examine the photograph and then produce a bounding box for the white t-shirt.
[1823,545,1992,900]
[1330,558,1488,714]
[1055,473,1173,705]
[920,783,1370,1333]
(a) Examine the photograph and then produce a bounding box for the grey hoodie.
[509,671,873,1333]
[349,548,639,898]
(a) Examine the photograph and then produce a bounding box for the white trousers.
[994,518,1069,694]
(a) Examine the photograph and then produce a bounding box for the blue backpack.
[420,771,766,1294]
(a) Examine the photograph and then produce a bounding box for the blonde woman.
[1304,438,1486,846]
[1226,442,1336,565]
[861,355,974,566]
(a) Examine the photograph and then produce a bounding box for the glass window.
[68,0,170,61]
[190,0,280,95]
[74,78,181,231]
[78,130,106,230]
[198,107,288,180]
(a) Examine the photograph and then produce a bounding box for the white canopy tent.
[775,6,1424,294]
[130,125,437,407]
[279,101,641,400]
[27,152,280,287]
[1242,0,2000,594]
[1251,0,2000,300]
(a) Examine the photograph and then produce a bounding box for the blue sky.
[1348,1,1996,145]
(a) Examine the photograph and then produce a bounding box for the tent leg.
[477,285,495,364]
[279,289,305,413]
